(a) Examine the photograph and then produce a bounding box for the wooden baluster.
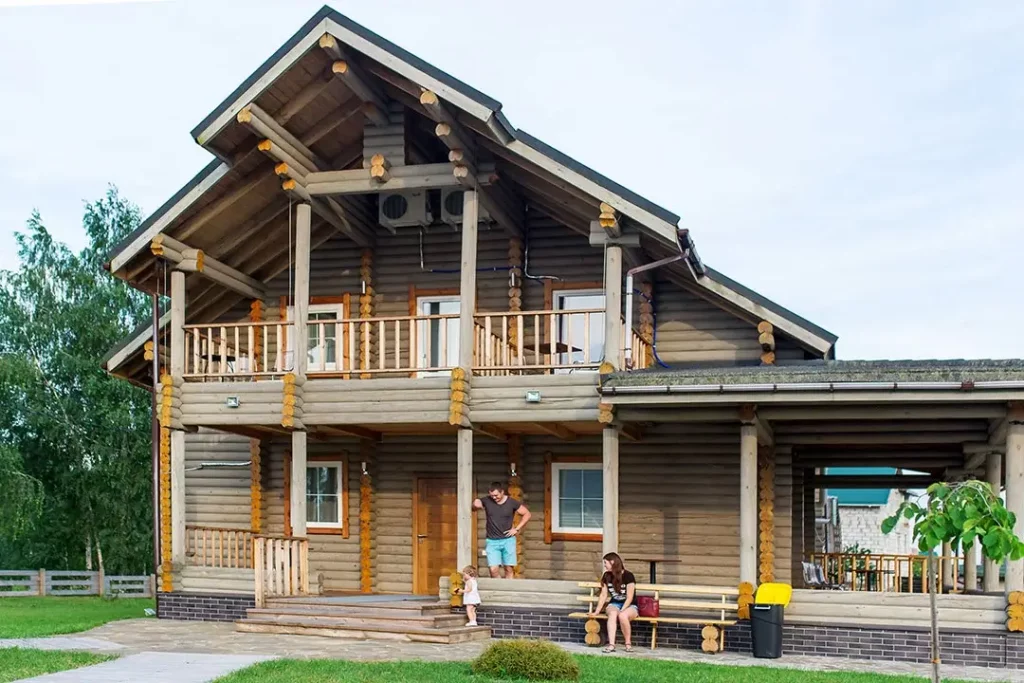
[484,316,492,370]
[290,541,300,595]
[362,322,369,372]
[583,312,591,364]
[394,320,401,371]
[424,317,433,370]
[274,324,282,372]
[334,321,342,370]
[516,314,525,368]
[348,321,356,373]
[440,315,448,369]
[300,541,309,594]
[501,315,508,369]
[549,314,557,371]
[247,326,255,374]
[408,319,415,370]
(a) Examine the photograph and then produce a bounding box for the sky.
[0,0,1021,360]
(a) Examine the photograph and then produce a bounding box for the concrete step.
[235,616,491,644]
[263,598,450,615]
[245,607,467,629]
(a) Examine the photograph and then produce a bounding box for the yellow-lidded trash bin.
[751,583,791,658]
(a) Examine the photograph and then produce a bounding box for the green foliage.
[883,480,1024,562]
[471,639,580,681]
[0,648,113,683]
[0,187,153,574]
[844,544,873,555]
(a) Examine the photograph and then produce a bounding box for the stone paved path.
[15,652,271,682]
[4,618,1024,682]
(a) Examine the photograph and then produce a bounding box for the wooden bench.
[569,582,739,652]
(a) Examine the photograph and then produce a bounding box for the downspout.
[623,227,694,368]
[150,292,160,578]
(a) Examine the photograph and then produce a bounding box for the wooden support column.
[290,430,307,537]
[292,203,311,377]
[359,440,374,593]
[158,422,172,591]
[1006,404,1024,594]
[984,452,1003,592]
[758,446,776,584]
[964,536,977,592]
[456,189,479,571]
[169,271,186,566]
[602,244,623,370]
[602,428,620,555]
[740,422,759,585]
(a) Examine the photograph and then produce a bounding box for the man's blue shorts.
[485,536,517,566]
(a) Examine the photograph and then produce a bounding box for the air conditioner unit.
[440,188,492,227]
[379,190,432,230]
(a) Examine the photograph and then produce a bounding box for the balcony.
[182,309,650,381]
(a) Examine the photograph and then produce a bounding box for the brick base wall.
[472,605,1024,669]
[156,592,255,622]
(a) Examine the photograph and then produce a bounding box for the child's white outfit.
[463,577,481,626]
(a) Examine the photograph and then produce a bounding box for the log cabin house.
[101,5,1024,665]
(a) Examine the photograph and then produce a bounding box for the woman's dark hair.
[603,552,626,590]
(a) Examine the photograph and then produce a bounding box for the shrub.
[472,639,580,681]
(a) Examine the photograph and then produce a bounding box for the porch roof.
[603,359,1024,390]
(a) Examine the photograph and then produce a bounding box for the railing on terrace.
[186,525,254,569]
[810,552,961,593]
[181,309,651,380]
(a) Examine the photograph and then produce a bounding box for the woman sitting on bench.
[588,552,638,653]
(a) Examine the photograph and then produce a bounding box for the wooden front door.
[413,477,458,595]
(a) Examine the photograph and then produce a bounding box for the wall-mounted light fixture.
[525,390,541,403]
[225,396,240,408]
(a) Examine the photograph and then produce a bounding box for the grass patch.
[213,656,976,683]
[0,597,154,638]
[0,648,113,682]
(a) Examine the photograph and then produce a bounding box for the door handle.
[417,534,428,539]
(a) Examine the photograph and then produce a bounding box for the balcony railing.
[180,309,651,381]
[185,525,254,569]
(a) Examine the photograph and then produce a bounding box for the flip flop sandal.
[602,646,616,653]
[624,646,635,653]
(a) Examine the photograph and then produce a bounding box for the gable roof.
[102,4,837,365]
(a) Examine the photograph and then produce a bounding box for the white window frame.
[306,460,344,530]
[287,302,345,372]
[554,288,605,372]
[415,295,460,378]
[550,461,603,535]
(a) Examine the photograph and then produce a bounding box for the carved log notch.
[507,434,524,577]
[639,279,654,368]
[758,321,776,366]
[758,446,776,584]
[250,439,263,533]
[359,249,374,379]
[508,237,523,348]
[359,440,375,593]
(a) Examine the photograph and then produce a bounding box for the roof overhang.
[101,310,169,380]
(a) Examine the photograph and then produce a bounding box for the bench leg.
[650,622,657,649]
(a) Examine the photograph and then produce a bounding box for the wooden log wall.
[359,440,375,593]
[159,423,172,592]
[184,430,252,530]
[179,382,286,427]
[638,279,654,368]
[508,435,524,577]
[359,249,375,379]
[262,436,362,593]
[791,468,806,587]
[250,439,262,533]
[301,377,450,425]
[470,374,600,424]
[508,236,523,349]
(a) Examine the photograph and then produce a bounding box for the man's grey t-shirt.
[481,496,520,540]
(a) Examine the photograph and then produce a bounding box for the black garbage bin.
[750,603,784,658]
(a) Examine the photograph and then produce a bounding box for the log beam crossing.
[319,34,390,127]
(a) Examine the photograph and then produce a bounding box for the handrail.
[254,535,309,607]
[183,321,290,378]
[809,552,961,593]
[185,525,254,569]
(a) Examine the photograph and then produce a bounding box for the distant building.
[828,468,913,555]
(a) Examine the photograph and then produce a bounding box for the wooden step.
[262,602,450,618]
[245,608,467,629]
[236,616,491,644]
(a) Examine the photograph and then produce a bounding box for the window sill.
[308,527,345,535]
[550,532,603,543]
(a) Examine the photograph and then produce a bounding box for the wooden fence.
[186,525,254,569]
[254,535,309,607]
[810,552,960,593]
[0,570,155,597]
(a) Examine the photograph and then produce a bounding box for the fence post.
[38,569,46,596]
[98,569,105,597]
[149,574,156,598]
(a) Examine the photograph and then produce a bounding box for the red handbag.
[637,596,659,618]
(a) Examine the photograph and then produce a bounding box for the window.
[554,289,605,369]
[306,460,344,530]
[287,302,344,371]
[416,295,460,376]
[550,461,603,535]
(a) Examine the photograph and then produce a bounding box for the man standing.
[473,482,531,578]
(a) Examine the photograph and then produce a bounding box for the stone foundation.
[472,605,1024,669]
[157,591,255,622]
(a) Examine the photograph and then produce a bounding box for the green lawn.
[0,597,154,638]
[213,657,974,683]
[0,648,113,682]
